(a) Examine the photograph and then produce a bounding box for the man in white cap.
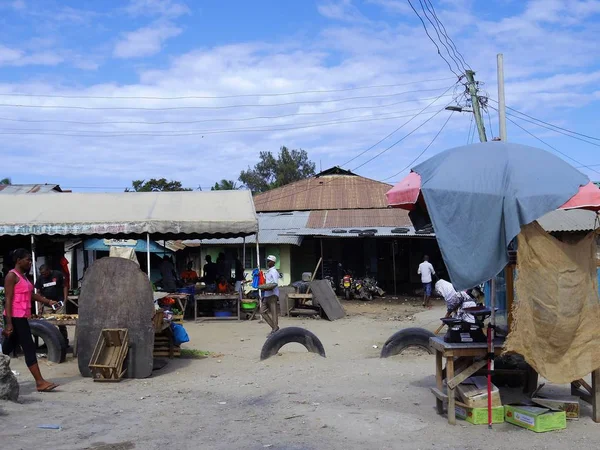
[262,255,280,334]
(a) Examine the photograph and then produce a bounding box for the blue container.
[214,311,232,317]
[177,286,195,296]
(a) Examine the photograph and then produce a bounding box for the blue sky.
[2,0,600,191]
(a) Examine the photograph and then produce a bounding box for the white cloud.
[2,0,600,187]
[0,45,63,66]
[11,0,26,11]
[113,22,182,59]
[125,0,190,18]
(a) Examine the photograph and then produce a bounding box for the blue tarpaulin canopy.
[411,142,589,290]
[83,238,173,254]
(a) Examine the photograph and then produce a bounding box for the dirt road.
[2,299,598,449]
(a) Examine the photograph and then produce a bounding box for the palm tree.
[0,177,11,185]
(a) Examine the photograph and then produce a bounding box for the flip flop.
[37,383,59,393]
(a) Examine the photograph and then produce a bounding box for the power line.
[407,0,461,78]
[0,77,457,100]
[0,96,454,126]
[0,86,453,111]
[0,109,443,138]
[255,103,454,206]
[505,111,600,149]
[498,110,600,177]
[381,111,454,181]
[423,0,471,71]
[342,84,456,167]
[466,115,473,145]
[488,99,600,142]
[417,0,463,74]
[352,104,449,171]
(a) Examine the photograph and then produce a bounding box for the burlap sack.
[505,221,600,383]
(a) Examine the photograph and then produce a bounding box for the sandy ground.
[2,297,599,450]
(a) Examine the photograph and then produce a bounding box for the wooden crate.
[172,314,184,324]
[153,334,180,358]
[89,329,129,382]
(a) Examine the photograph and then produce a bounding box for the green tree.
[0,177,11,185]
[211,179,239,191]
[126,178,192,192]
[239,146,316,194]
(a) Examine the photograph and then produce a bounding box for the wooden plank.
[309,280,345,321]
[431,387,448,402]
[447,356,456,425]
[593,369,600,423]
[447,359,487,390]
[435,350,444,415]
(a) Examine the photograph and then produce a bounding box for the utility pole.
[497,54,507,141]
[465,70,487,142]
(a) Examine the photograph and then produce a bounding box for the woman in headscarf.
[2,248,59,392]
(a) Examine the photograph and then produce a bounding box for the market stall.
[0,190,259,368]
[387,141,600,426]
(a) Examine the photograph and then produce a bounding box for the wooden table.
[429,336,538,425]
[36,316,79,357]
[194,293,240,321]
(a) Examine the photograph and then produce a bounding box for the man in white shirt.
[417,255,435,308]
[261,255,280,335]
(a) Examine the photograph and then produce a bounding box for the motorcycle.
[340,272,354,300]
[352,277,373,301]
[363,276,385,298]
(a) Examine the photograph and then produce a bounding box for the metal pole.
[497,54,507,142]
[465,70,487,142]
[488,276,496,429]
[146,233,151,280]
[320,238,324,279]
[31,235,38,315]
[256,234,262,322]
[392,241,397,296]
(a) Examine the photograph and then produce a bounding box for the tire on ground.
[29,320,67,364]
[260,327,327,360]
[380,327,435,358]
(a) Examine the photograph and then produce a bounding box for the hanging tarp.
[83,238,173,254]
[0,191,258,239]
[402,142,588,290]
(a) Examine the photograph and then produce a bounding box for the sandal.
[37,383,59,392]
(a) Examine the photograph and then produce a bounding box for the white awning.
[0,191,258,238]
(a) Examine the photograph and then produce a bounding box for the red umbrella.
[386,173,600,212]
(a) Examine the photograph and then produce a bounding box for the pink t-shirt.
[4,269,33,318]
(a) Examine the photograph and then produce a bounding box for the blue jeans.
[423,282,432,297]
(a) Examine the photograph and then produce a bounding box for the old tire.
[260,327,326,360]
[380,327,434,358]
[29,320,67,364]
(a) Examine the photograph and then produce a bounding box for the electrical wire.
[466,115,473,145]
[254,103,454,206]
[342,84,456,167]
[486,109,495,140]
[0,86,453,111]
[423,0,471,71]
[505,111,600,149]
[0,109,443,138]
[0,77,457,100]
[352,104,449,171]
[380,111,454,181]
[417,0,463,74]
[0,95,454,126]
[488,99,600,142]
[407,0,461,78]
[498,111,600,177]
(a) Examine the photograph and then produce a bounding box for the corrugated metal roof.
[537,209,599,232]
[283,226,435,238]
[185,211,310,246]
[0,184,63,194]
[253,173,392,212]
[307,208,412,228]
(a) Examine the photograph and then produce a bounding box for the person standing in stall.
[2,249,59,392]
[36,264,69,344]
[261,255,280,335]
